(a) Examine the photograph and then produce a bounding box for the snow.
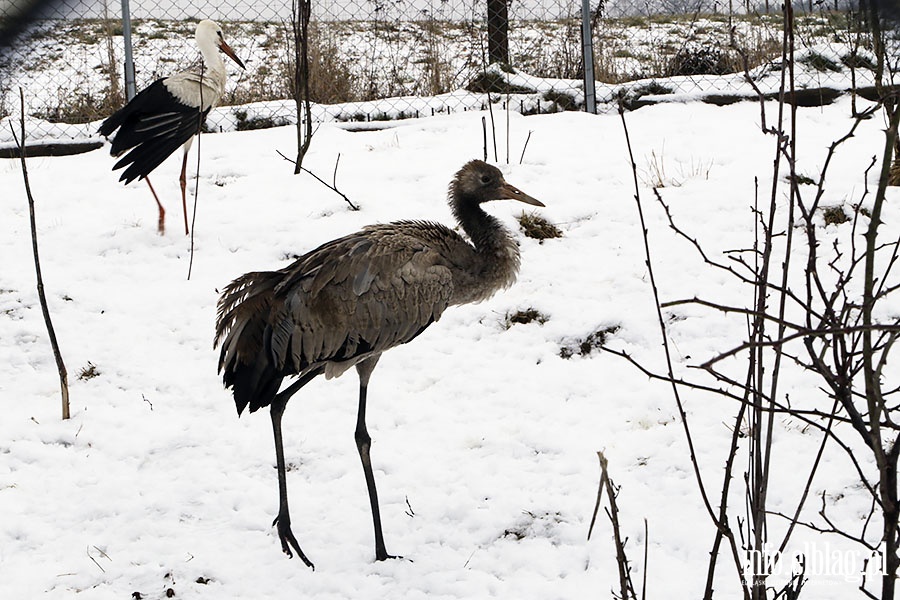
[1,94,899,598]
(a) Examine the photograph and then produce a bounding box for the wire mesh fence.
[0,0,888,142]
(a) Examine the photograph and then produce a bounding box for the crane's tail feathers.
[215,271,286,414]
[224,356,282,415]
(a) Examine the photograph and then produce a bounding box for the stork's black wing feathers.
[98,78,209,184]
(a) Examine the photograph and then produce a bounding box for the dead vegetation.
[504,308,549,328]
[77,361,100,380]
[822,205,850,225]
[559,325,620,359]
[517,211,563,241]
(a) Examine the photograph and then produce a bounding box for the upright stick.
[13,89,70,420]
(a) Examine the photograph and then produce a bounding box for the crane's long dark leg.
[179,146,190,236]
[269,366,324,569]
[354,355,397,561]
[143,177,165,235]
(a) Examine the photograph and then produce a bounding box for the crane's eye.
[480,174,492,185]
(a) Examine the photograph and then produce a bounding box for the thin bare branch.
[618,104,718,526]
[277,150,359,210]
[12,88,70,420]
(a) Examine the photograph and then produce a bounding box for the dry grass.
[77,361,100,381]
[823,205,850,225]
[517,211,563,241]
[306,24,359,104]
[504,308,549,328]
[641,147,712,188]
[33,86,123,124]
[559,325,620,359]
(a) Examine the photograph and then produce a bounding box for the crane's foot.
[375,544,402,562]
[272,514,315,570]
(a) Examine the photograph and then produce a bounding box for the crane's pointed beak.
[497,181,545,207]
[219,40,246,69]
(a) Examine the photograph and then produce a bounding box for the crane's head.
[196,19,246,70]
[451,160,544,207]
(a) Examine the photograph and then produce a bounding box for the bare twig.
[481,116,488,162]
[187,62,205,281]
[486,93,498,162]
[641,518,648,600]
[86,546,107,572]
[618,99,718,527]
[860,39,900,591]
[289,0,314,174]
[588,451,637,600]
[704,368,752,600]
[519,130,533,165]
[775,399,839,554]
[701,324,900,370]
[276,150,359,210]
[587,452,607,541]
[12,88,70,420]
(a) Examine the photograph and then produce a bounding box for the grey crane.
[99,19,245,235]
[214,160,544,567]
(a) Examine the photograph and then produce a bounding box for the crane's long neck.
[450,195,521,303]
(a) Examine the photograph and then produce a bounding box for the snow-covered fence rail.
[0,0,880,143]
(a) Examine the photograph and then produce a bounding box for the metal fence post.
[581,0,596,114]
[120,0,136,100]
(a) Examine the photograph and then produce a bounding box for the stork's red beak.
[219,40,246,69]
[497,182,545,207]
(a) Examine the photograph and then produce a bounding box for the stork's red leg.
[144,177,165,235]
[179,150,190,236]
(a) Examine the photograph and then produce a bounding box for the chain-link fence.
[0,0,887,143]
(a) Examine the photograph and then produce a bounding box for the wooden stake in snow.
[11,88,70,420]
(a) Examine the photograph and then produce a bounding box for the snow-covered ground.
[1,92,898,598]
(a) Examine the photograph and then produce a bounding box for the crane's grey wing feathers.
[269,224,456,375]
[215,221,466,413]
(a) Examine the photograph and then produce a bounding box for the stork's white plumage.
[99,20,245,235]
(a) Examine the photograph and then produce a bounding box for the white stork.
[99,19,245,235]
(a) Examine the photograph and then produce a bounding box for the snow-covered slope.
[1,98,898,598]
